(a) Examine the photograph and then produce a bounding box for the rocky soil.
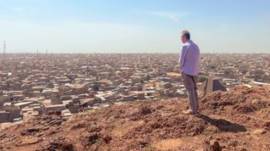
[1,85,270,151]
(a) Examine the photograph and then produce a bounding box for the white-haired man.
[179,30,200,115]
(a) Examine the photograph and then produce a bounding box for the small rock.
[252,129,266,135]
[87,132,100,145]
[103,135,112,144]
[203,140,222,151]
[21,128,40,136]
[139,106,152,115]
[212,141,222,151]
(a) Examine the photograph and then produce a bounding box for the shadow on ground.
[197,114,247,132]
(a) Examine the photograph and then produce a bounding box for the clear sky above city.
[0,0,269,53]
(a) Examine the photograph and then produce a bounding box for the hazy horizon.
[0,0,270,53]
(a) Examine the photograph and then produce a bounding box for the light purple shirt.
[179,40,200,76]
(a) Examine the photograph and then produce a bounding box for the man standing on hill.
[179,30,200,115]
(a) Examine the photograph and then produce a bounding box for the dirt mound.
[1,85,270,151]
[201,85,270,113]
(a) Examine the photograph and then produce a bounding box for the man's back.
[180,40,200,76]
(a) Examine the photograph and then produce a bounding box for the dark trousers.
[182,73,199,113]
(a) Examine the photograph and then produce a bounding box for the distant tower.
[136,56,141,68]
[3,40,6,55]
[148,56,152,68]
[120,54,123,67]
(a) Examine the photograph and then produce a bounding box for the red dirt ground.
[1,85,270,151]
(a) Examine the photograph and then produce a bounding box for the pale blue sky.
[0,0,269,53]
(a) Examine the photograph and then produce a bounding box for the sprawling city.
[0,53,270,150]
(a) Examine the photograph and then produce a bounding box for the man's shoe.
[182,109,193,115]
[183,109,200,116]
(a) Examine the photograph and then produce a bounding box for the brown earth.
[1,85,270,151]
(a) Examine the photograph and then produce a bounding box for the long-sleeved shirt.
[179,40,200,76]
